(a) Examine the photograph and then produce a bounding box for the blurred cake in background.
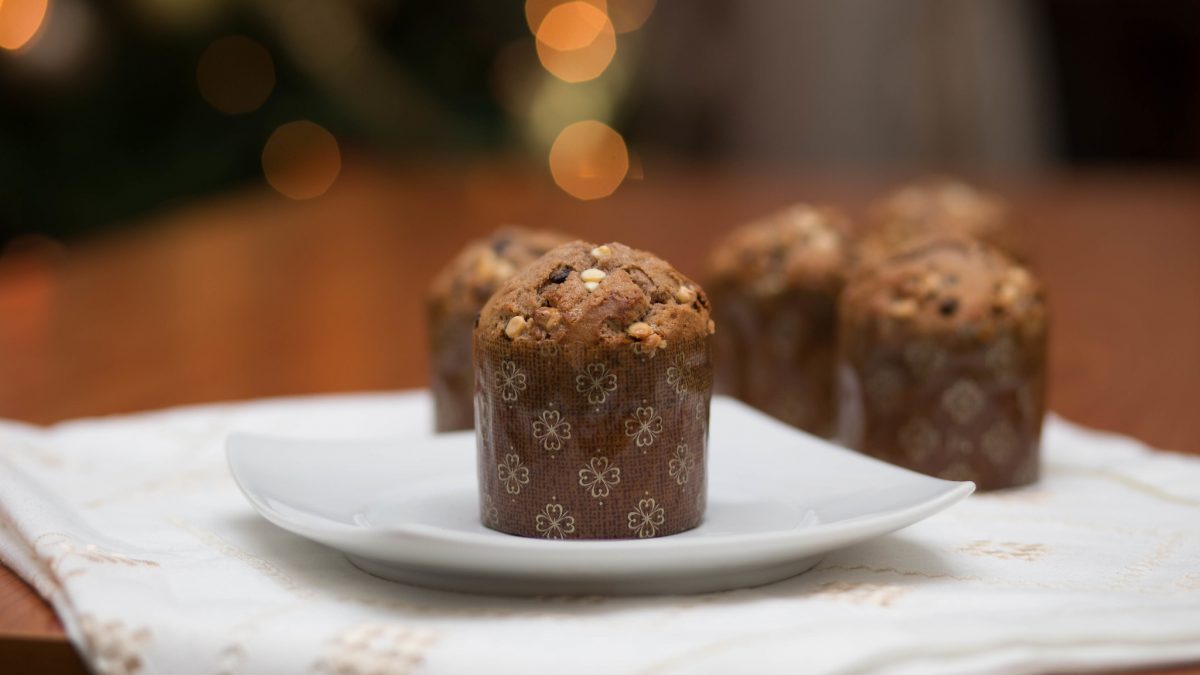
[427,227,570,432]
[857,179,1020,268]
[836,235,1047,490]
[707,204,852,436]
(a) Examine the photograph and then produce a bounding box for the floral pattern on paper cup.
[475,335,712,539]
[837,330,1045,491]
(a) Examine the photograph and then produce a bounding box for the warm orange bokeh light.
[535,1,616,83]
[0,0,49,51]
[261,121,342,200]
[525,0,605,34]
[536,1,606,50]
[605,0,655,33]
[197,36,276,115]
[549,120,628,200]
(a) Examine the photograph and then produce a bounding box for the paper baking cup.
[474,335,712,539]
[837,333,1045,491]
[711,286,838,436]
[428,310,476,432]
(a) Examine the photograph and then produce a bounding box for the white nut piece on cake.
[627,322,653,340]
[581,267,606,292]
[505,315,527,339]
[675,285,697,304]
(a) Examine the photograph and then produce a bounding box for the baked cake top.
[428,226,571,318]
[841,235,1045,340]
[477,241,713,348]
[707,204,851,295]
[858,179,1014,267]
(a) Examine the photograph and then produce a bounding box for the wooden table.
[1,159,1198,672]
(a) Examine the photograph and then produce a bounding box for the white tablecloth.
[1,392,1198,675]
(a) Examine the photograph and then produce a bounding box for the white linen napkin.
[1,391,1198,675]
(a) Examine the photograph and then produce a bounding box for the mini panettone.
[426,227,570,432]
[474,241,714,539]
[707,204,851,436]
[857,179,1019,268]
[837,236,1047,490]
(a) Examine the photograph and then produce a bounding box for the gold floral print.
[497,453,530,495]
[627,498,665,538]
[624,406,663,447]
[981,420,1020,465]
[495,361,526,402]
[942,379,986,425]
[578,456,621,498]
[531,409,571,452]
[576,362,617,405]
[666,353,691,395]
[903,340,947,380]
[535,503,576,539]
[668,444,696,486]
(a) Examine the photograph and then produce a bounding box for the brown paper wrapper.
[711,286,838,436]
[836,330,1045,491]
[429,310,475,432]
[474,335,713,539]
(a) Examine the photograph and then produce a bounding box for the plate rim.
[226,429,975,555]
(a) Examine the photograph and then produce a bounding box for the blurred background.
[2,0,1200,244]
[0,0,1196,454]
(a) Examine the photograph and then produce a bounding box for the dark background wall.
[1,0,1198,245]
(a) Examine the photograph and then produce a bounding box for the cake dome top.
[429,226,571,317]
[858,179,1015,268]
[841,235,1045,341]
[477,241,713,348]
[708,204,850,295]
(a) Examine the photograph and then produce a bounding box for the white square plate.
[227,396,973,595]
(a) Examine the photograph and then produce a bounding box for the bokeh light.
[535,1,616,83]
[524,0,605,34]
[197,36,275,115]
[0,0,49,51]
[605,0,655,33]
[261,121,342,200]
[548,120,628,200]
